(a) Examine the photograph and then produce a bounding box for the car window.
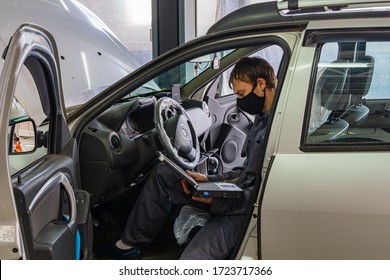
[8,65,49,175]
[365,42,390,99]
[318,42,339,64]
[215,44,284,98]
[304,40,390,148]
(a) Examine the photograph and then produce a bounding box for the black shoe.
[95,242,140,260]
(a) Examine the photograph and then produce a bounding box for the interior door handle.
[29,173,77,236]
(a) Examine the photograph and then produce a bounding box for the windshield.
[125,50,234,98]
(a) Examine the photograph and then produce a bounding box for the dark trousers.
[121,163,245,260]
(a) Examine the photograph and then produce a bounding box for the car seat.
[307,59,350,141]
[339,55,375,126]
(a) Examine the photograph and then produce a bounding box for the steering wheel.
[154,97,200,170]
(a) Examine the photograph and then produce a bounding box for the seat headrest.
[344,55,375,97]
[317,60,349,110]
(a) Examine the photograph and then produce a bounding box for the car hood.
[0,0,145,109]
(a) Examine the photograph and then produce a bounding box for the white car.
[1,0,390,260]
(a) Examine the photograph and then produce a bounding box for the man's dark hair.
[229,56,276,89]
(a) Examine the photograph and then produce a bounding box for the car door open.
[0,24,91,260]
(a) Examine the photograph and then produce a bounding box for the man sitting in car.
[97,56,277,260]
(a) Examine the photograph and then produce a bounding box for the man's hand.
[180,172,212,205]
[181,179,192,197]
[191,196,213,205]
[185,170,208,182]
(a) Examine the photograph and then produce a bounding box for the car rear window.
[303,39,390,150]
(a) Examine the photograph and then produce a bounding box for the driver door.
[0,24,86,259]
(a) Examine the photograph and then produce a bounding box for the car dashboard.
[79,95,211,206]
[79,96,159,205]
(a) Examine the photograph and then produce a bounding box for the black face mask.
[237,85,265,115]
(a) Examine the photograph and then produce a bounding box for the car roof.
[207,0,390,35]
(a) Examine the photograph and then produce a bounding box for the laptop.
[156,151,243,198]
[192,181,243,198]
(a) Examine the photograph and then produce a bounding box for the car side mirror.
[9,119,37,154]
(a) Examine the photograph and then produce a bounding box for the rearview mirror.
[9,119,37,154]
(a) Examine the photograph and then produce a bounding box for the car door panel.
[207,95,250,172]
[0,24,86,259]
[262,153,390,259]
[15,169,77,259]
[13,151,78,258]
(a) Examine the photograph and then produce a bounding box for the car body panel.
[262,153,390,259]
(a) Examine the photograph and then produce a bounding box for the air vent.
[109,132,121,150]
